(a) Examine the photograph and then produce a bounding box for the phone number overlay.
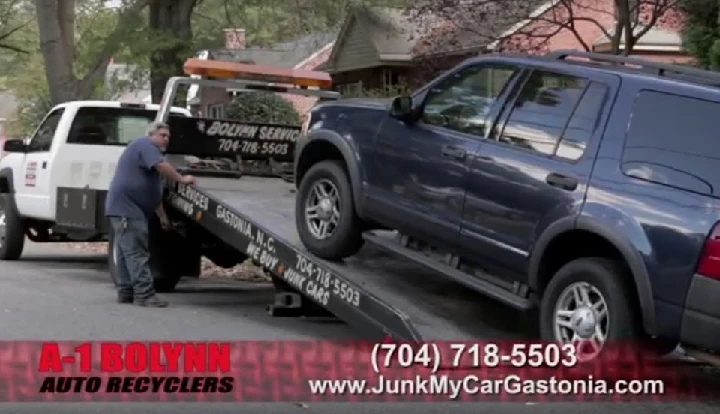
[217,138,290,156]
[371,343,579,373]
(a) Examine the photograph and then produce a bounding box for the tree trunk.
[35,0,151,105]
[35,0,78,104]
[149,0,198,103]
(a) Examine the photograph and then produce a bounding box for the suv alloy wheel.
[296,160,363,261]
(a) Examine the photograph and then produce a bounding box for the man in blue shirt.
[105,121,195,307]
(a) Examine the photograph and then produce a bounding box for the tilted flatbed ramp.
[166,177,537,341]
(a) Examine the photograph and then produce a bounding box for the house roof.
[208,30,338,68]
[326,3,549,68]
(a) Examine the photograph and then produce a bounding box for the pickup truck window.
[622,90,720,196]
[421,65,518,138]
[499,71,588,156]
[67,107,166,146]
[27,108,64,153]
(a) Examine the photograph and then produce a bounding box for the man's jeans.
[109,216,154,300]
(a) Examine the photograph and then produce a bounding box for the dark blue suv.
[293,50,720,361]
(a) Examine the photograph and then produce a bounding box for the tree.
[148,0,201,102]
[680,0,720,68]
[226,91,301,125]
[0,0,33,53]
[408,0,680,57]
[34,0,150,104]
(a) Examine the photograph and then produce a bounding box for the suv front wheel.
[296,160,363,261]
[540,257,640,361]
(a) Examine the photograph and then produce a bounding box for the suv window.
[556,82,608,161]
[622,90,720,196]
[67,107,170,145]
[27,109,64,152]
[422,65,518,137]
[498,71,589,156]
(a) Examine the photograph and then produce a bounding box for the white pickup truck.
[0,100,201,291]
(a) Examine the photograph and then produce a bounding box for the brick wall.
[198,28,247,118]
[499,0,688,62]
[280,43,334,121]
[198,40,333,122]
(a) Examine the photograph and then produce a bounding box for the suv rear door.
[459,67,619,279]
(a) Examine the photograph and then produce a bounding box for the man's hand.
[180,175,196,185]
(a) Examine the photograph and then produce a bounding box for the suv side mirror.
[390,96,417,121]
[3,139,26,153]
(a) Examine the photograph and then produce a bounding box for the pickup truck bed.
[172,177,538,341]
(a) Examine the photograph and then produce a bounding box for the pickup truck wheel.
[540,257,640,362]
[148,218,186,293]
[296,160,363,260]
[0,193,25,260]
[107,225,120,287]
[107,218,192,293]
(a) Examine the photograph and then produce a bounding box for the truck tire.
[148,217,189,293]
[296,160,363,260]
[0,193,25,260]
[107,225,120,287]
[540,257,640,362]
[107,217,200,293]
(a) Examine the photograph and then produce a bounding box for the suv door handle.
[441,145,467,160]
[546,172,578,191]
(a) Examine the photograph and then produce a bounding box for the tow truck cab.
[0,101,190,240]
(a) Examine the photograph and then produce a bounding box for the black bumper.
[680,274,720,352]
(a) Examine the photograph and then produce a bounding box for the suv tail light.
[696,222,720,280]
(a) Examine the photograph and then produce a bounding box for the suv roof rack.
[547,49,720,85]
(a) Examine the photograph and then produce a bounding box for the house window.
[382,68,401,89]
[338,82,363,96]
[207,104,225,119]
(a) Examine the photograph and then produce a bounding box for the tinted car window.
[555,82,608,161]
[499,71,588,156]
[67,107,159,145]
[622,90,720,196]
[422,65,518,137]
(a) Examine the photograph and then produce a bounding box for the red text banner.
[0,341,716,403]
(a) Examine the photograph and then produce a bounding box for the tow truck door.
[14,108,65,220]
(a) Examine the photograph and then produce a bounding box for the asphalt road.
[0,241,718,413]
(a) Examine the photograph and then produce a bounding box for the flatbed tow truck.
[154,58,537,342]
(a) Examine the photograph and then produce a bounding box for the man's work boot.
[136,295,168,308]
[117,292,133,304]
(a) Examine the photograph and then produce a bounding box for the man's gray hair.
[146,121,170,136]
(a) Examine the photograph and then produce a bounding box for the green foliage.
[680,0,720,69]
[0,0,408,134]
[226,91,302,125]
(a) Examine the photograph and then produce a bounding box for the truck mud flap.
[165,181,421,341]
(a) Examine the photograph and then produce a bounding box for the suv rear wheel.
[540,257,640,361]
[296,160,363,260]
